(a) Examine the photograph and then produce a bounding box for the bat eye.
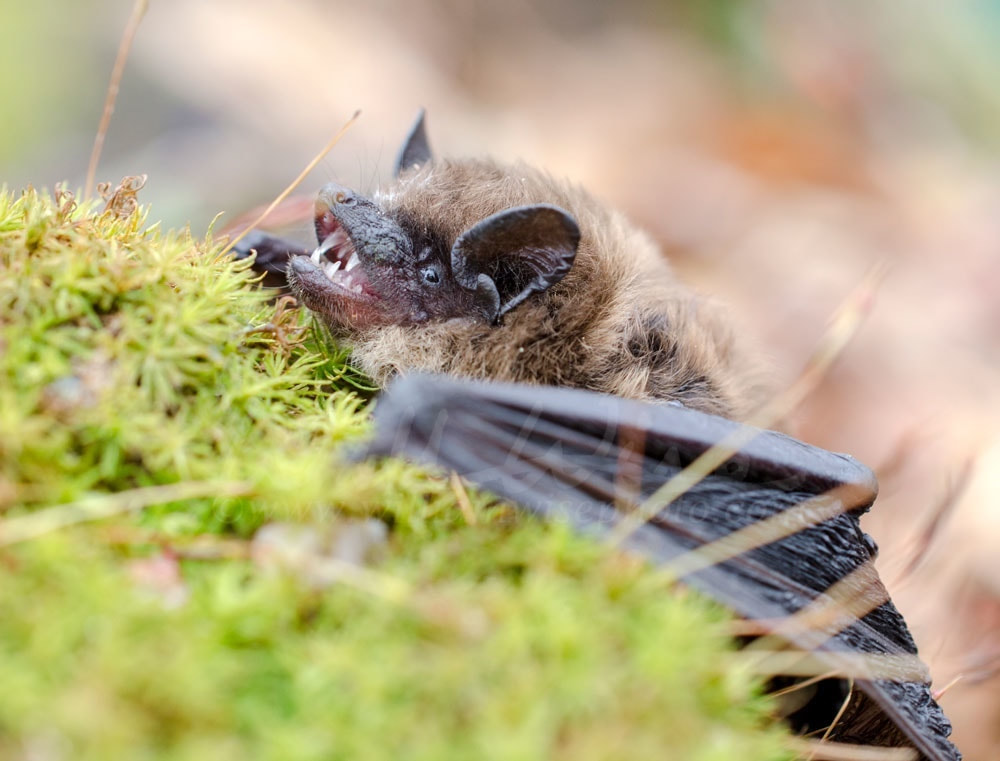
[421,266,441,285]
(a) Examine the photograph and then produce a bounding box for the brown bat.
[234,110,761,419]
[233,113,960,760]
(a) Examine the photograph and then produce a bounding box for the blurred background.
[3,1,999,756]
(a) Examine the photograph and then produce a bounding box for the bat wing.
[359,373,960,761]
[231,232,309,290]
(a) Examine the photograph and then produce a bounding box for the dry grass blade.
[724,561,904,685]
[893,458,974,584]
[736,651,929,682]
[0,481,252,546]
[771,670,843,698]
[450,472,478,525]
[605,418,761,547]
[219,110,362,258]
[607,261,887,548]
[755,260,889,427]
[788,737,918,761]
[755,563,891,651]
[613,423,646,512]
[931,674,964,701]
[657,481,870,580]
[807,680,855,760]
[84,0,149,199]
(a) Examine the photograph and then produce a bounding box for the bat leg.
[231,231,310,290]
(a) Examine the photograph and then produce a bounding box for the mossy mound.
[0,188,791,760]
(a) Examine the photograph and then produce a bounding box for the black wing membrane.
[231,231,309,291]
[360,374,960,761]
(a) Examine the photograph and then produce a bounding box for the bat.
[233,114,960,758]
[233,110,761,419]
[358,373,960,761]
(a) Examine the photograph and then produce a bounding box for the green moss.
[0,188,791,760]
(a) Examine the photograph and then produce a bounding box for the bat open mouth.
[309,215,375,299]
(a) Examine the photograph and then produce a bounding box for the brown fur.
[332,157,763,419]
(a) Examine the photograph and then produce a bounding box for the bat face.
[280,111,761,418]
[288,180,579,331]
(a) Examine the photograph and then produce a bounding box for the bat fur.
[236,112,764,418]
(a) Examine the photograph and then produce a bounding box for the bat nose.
[289,254,314,275]
[317,182,357,211]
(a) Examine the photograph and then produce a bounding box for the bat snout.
[288,254,317,276]
[317,182,358,212]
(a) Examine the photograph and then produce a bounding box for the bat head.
[286,111,759,417]
[287,111,580,331]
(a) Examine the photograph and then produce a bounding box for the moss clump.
[0,187,792,760]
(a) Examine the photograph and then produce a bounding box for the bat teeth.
[345,251,360,271]
[312,235,337,264]
[323,260,341,279]
[341,277,361,294]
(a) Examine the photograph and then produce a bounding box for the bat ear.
[451,204,580,322]
[394,109,433,176]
